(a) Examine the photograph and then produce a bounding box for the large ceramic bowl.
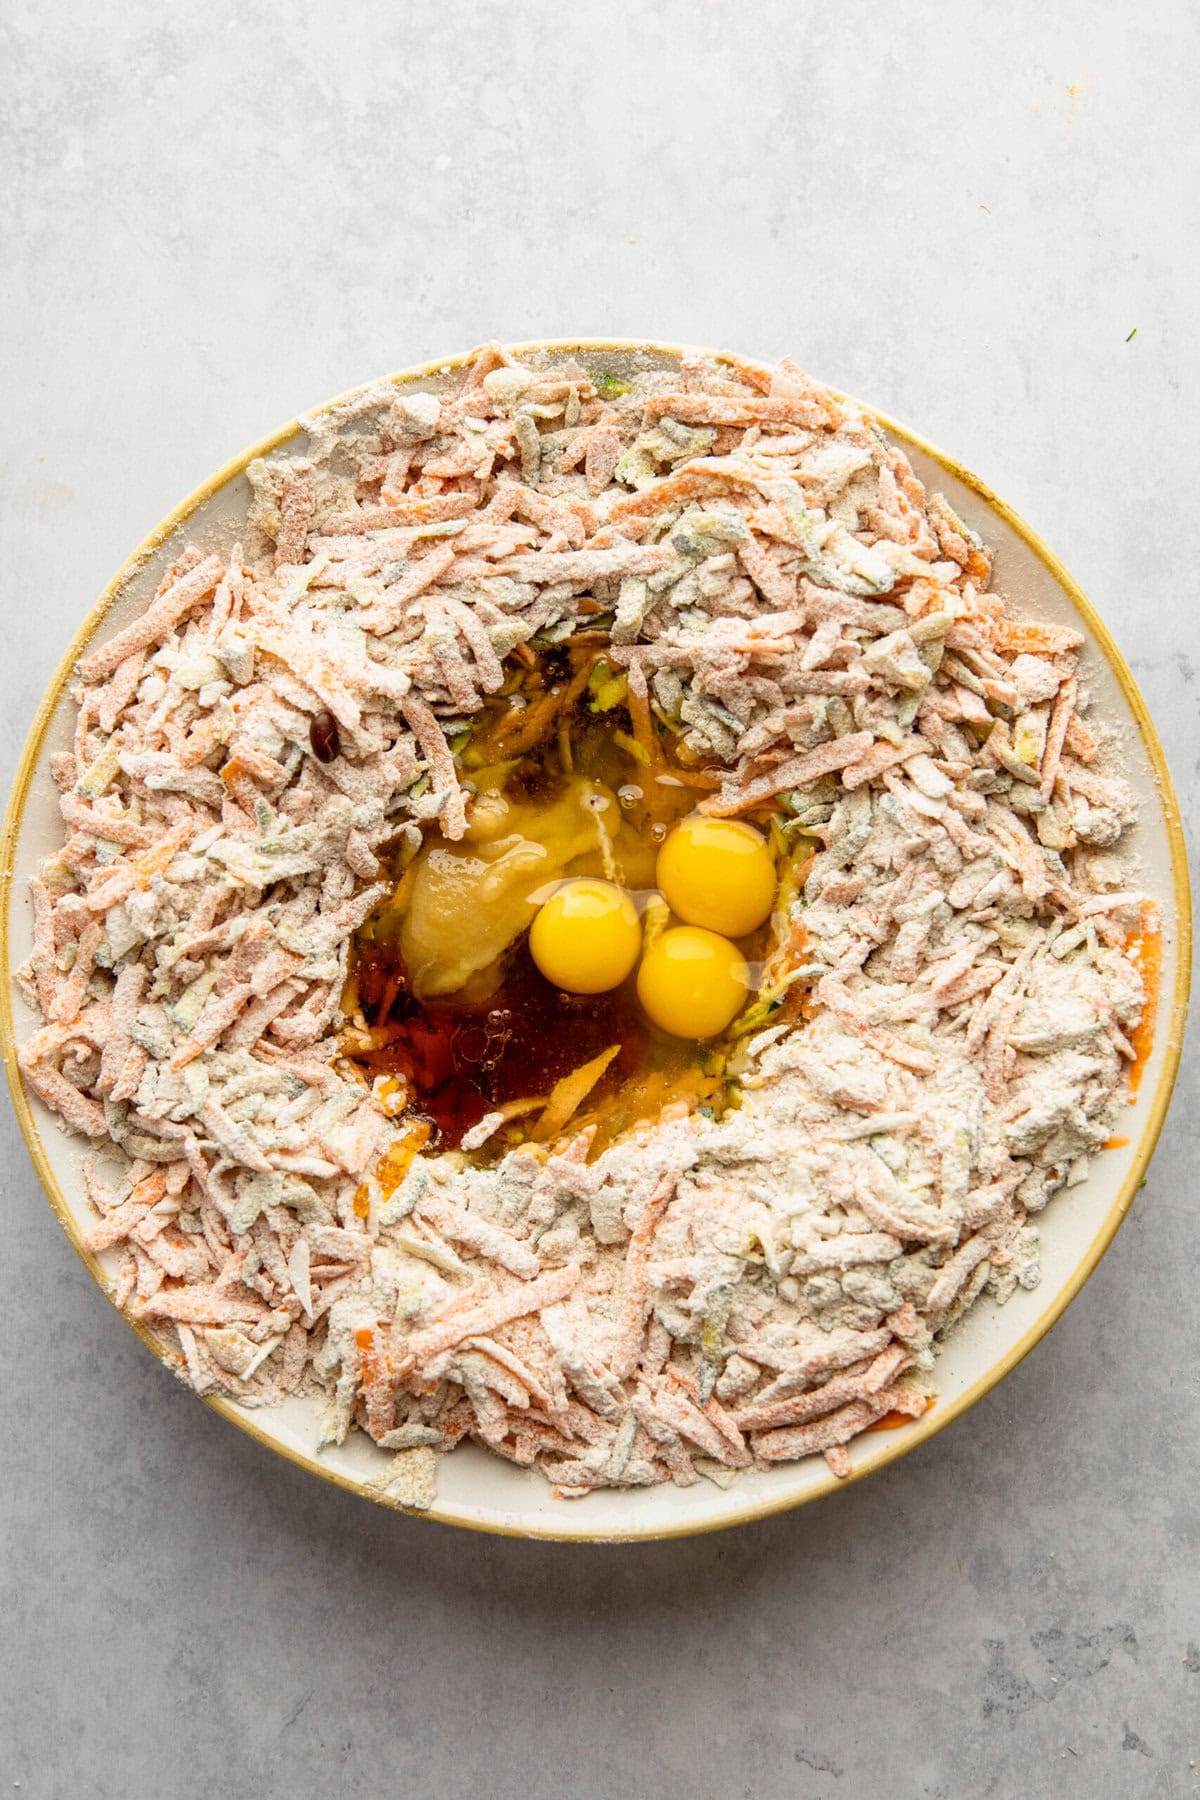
[2,341,1190,1541]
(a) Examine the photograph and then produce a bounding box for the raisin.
[309,709,340,763]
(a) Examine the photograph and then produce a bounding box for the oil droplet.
[618,784,643,810]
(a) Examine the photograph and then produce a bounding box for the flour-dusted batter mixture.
[18,345,1153,1502]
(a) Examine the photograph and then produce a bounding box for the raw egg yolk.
[636,926,750,1039]
[656,816,777,939]
[529,878,642,994]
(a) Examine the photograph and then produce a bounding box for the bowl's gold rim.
[1,338,1190,1544]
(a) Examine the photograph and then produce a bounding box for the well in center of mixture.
[341,642,811,1164]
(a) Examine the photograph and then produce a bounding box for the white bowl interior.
[3,344,1187,1540]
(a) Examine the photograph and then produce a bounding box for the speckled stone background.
[2,3,1197,1795]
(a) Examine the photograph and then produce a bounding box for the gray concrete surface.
[2,2,1197,1795]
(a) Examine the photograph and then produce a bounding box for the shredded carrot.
[610,465,749,522]
[982,617,1084,656]
[354,1325,384,1373]
[623,663,658,765]
[475,659,595,760]
[377,1118,432,1195]
[865,1396,935,1432]
[1125,902,1163,1098]
[1064,712,1098,762]
[354,1324,395,1438]
[531,1044,621,1143]
[374,1075,409,1119]
[652,768,721,791]
[338,1020,410,1055]
[492,1095,549,1122]
[135,829,189,885]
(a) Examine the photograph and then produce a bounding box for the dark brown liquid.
[354,938,651,1148]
